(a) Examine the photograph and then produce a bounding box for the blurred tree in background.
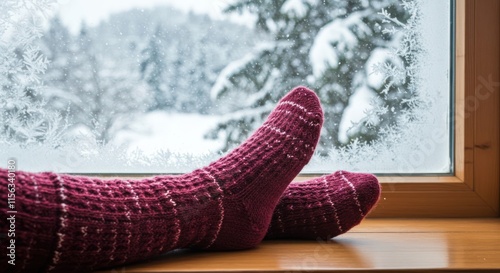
[208,0,413,153]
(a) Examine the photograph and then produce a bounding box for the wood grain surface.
[97,219,500,272]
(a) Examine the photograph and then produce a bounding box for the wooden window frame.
[99,0,499,218]
[362,0,500,217]
[297,0,500,217]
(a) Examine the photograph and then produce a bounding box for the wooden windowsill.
[97,218,500,272]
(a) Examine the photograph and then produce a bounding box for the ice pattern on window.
[0,0,451,174]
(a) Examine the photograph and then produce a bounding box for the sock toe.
[282,86,323,116]
[340,171,381,217]
[267,86,323,149]
[265,171,381,240]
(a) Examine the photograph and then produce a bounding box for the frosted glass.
[0,0,452,175]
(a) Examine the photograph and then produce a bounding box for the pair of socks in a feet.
[0,86,380,273]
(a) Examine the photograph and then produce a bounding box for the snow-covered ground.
[113,112,223,156]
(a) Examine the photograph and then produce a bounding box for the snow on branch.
[309,10,372,78]
[210,42,278,100]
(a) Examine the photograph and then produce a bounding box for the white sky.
[55,0,253,33]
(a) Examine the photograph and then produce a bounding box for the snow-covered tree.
[137,11,254,114]
[42,23,150,145]
[208,0,410,152]
[140,25,172,110]
[0,0,66,146]
[39,6,256,147]
[185,36,212,113]
[170,22,215,114]
[41,16,78,113]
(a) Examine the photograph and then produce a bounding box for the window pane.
[0,0,452,174]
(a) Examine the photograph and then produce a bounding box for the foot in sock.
[0,86,323,272]
[265,171,380,240]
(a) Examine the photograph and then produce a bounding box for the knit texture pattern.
[265,171,380,240]
[0,86,323,273]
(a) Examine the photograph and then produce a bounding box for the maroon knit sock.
[265,171,381,240]
[0,86,322,272]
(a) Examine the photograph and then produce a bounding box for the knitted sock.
[0,86,322,272]
[265,171,380,240]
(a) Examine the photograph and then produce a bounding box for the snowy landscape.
[0,0,452,174]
